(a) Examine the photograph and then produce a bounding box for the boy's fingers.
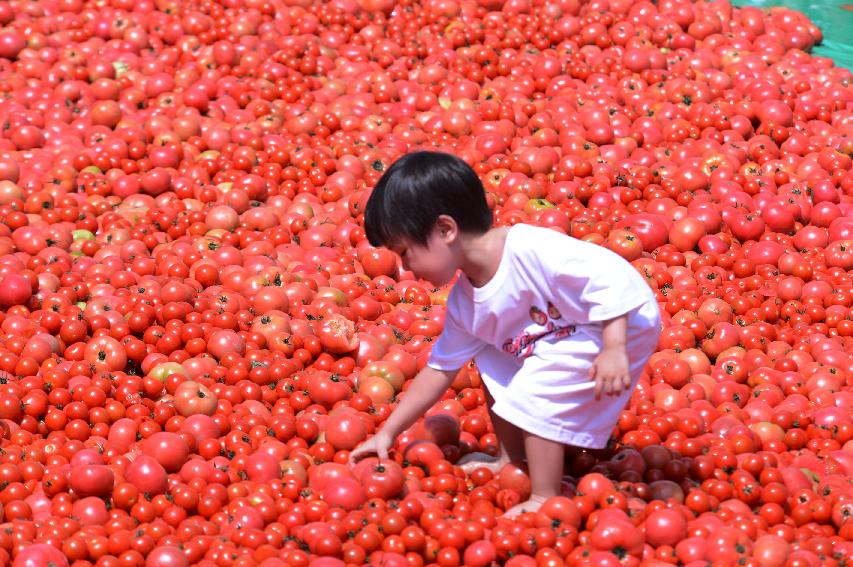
[590,364,600,398]
[349,445,371,463]
[612,375,622,394]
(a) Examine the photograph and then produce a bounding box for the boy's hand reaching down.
[349,431,394,464]
[589,347,631,399]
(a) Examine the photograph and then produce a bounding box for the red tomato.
[359,248,398,278]
[71,496,109,526]
[497,463,532,501]
[12,544,69,567]
[644,508,687,547]
[243,451,282,483]
[615,213,671,252]
[316,314,359,354]
[322,477,367,511]
[173,381,218,417]
[142,432,190,472]
[668,217,706,252]
[539,496,582,529]
[354,457,405,500]
[576,473,615,502]
[125,456,168,495]
[463,540,497,567]
[309,463,356,493]
[0,274,32,306]
[606,229,644,261]
[84,336,127,372]
[68,464,114,498]
[145,545,189,567]
[590,519,644,560]
[324,412,368,451]
[308,372,354,408]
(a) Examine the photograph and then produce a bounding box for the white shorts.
[474,301,660,449]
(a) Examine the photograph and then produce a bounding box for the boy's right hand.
[349,431,394,464]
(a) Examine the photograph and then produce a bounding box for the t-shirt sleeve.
[427,302,484,372]
[545,237,653,324]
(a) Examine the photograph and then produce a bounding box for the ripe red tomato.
[0,274,32,306]
[576,473,615,503]
[668,217,706,252]
[497,463,532,501]
[144,545,189,567]
[68,464,114,498]
[142,432,190,473]
[12,543,69,567]
[125,456,168,495]
[615,213,670,252]
[606,229,644,261]
[360,248,398,278]
[539,496,582,529]
[309,462,356,493]
[644,508,688,547]
[242,451,282,483]
[355,457,405,499]
[324,412,368,451]
[590,518,644,560]
[463,540,497,567]
[322,477,367,511]
[173,381,218,417]
[308,372,354,408]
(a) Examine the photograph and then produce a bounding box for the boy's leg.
[502,431,564,517]
[491,408,526,463]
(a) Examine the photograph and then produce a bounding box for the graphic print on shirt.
[502,301,576,358]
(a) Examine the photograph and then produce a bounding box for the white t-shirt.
[427,223,661,448]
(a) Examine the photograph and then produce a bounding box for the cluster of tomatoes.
[0,0,851,565]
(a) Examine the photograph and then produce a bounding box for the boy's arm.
[601,314,628,351]
[380,365,458,438]
[590,314,631,399]
[350,365,459,461]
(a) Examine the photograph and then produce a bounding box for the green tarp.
[734,0,853,70]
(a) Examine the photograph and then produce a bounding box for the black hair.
[363,151,493,247]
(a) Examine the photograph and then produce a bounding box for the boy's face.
[388,226,458,287]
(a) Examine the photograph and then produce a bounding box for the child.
[349,151,661,516]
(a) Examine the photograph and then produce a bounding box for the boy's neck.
[457,227,510,288]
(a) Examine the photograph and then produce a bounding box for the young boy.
[349,151,661,516]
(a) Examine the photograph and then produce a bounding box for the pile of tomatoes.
[0,0,850,565]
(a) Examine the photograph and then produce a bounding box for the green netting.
[734,0,853,70]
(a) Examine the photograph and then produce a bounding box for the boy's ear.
[435,214,458,242]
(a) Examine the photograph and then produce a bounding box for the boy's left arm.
[590,314,631,399]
